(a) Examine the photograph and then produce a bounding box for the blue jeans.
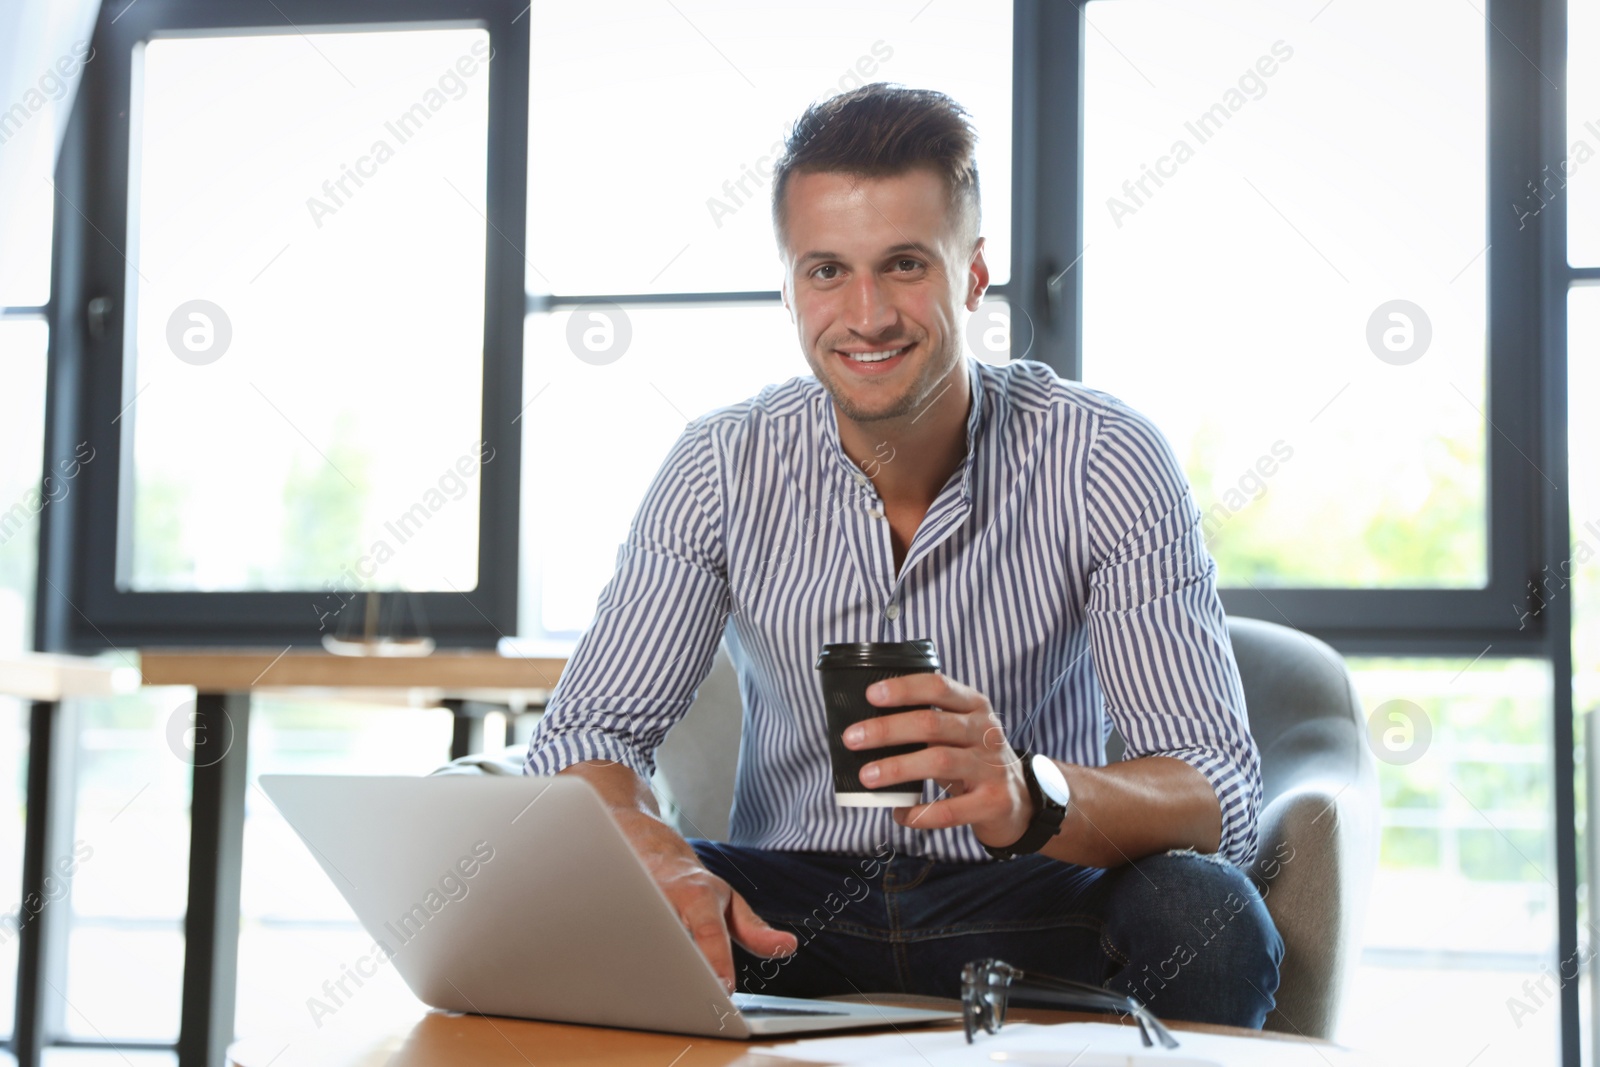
[688,839,1284,1029]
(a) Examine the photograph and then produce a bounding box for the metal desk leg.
[446,698,486,761]
[176,691,251,1067]
[13,699,76,1067]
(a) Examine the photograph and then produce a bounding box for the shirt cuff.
[523,727,657,785]
[1145,744,1262,867]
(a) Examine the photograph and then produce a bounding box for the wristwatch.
[981,751,1071,861]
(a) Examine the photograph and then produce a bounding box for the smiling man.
[525,84,1282,1027]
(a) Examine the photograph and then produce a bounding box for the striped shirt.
[525,357,1262,866]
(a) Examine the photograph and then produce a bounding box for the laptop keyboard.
[739,1005,849,1017]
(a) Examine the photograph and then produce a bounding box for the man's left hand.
[842,672,1033,849]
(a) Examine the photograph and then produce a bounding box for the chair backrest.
[652,640,744,841]
[1221,616,1378,1039]
[1225,616,1371,810]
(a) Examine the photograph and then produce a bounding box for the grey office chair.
[1214,617,1379,1038]
[442,616,1378,1039]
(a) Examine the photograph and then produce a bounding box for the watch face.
[1030,754,1071,809]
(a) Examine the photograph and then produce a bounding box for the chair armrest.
[432,746,683,828]
[1250,775,1378,1039]
[429,744,528,776]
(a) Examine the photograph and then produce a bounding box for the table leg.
[177,691,251,1067]
[446,698,486,761]
[13,699,74,1067]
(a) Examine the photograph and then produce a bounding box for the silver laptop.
[258,773,962,1038]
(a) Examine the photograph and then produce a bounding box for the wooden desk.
[139,648,569,694]
[227,995,1329,1067]
[137,648,570,1067]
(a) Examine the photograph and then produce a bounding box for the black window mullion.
[1540,0,1580,1059]
[1011,0,1082,383]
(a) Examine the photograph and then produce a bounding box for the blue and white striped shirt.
[525,357,1262,866]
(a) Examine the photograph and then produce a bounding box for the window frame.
[38,0,529,650]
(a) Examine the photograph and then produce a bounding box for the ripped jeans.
[688,839,1284,1029]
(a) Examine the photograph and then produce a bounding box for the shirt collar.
[821,357,989,502]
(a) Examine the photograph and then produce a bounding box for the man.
[525,83,1282,1028]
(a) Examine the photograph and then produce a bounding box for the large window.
[1569,0,1600,267]
[46,0,529,649]
[233,701,453,1041]
[517,0,1014,639]
[10,1,1591,1063]
[1083,0,1488,590]
[122,29,491,595]
[1572,287,1599,1067]
[523,0,1012,296]
[1567,5,1600,1058]
[1341,656,1558,1065]
[1075,2,1572,1063]
[0,320,49,648]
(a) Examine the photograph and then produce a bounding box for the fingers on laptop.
[729,891,798,960]
[678,879,741,993]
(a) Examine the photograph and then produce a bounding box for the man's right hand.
[611,807,798,994]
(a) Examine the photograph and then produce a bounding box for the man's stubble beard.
[816,334,962,426]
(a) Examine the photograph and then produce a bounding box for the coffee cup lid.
[814,639,940,671]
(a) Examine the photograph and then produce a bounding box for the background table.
[0,653,140,1067]
[138,648,569,1067]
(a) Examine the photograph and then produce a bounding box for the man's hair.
[770,83,981,253]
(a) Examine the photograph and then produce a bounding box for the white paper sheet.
[755,1023,1051,1064]
[761,1021,1387,1067]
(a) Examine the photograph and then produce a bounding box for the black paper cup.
[815,639,941,807]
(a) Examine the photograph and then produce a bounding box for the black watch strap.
[982,751,1068,861]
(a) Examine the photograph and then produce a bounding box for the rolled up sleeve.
[524,420,733,785]
[1082,403,1263,866]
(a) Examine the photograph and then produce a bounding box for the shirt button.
[885,604,900,620]
[868,508,883,520]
